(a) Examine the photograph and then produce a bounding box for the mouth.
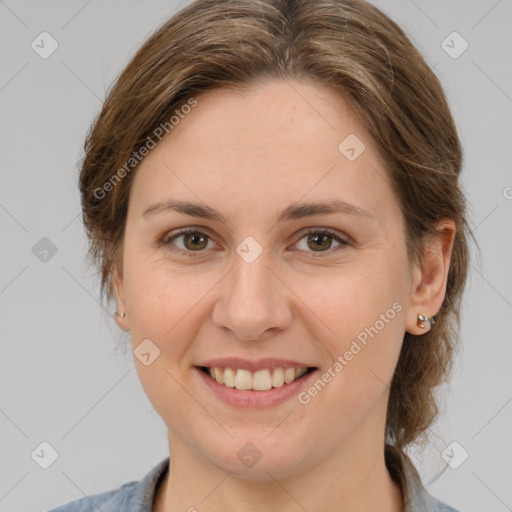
[197,366,317,391]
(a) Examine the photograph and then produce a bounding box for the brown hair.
[79,0,472,452]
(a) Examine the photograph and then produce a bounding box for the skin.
[112,78,455,512]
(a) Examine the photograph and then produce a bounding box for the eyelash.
[159,227,350,258]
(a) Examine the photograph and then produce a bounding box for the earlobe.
[115,310,130,333]
[416,313,436,330]
[405,219,456,335]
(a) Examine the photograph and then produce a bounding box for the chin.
[204,434,315,481]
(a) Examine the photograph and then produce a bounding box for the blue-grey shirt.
[46,445,460,511]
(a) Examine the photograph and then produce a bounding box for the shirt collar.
[130,457,169,511]
[385,443,443,512]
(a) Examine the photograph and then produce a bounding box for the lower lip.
[196,368,318,409]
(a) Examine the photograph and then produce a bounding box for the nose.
[212,247,293,341]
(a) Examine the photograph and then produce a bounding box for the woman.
[49,0,471,510]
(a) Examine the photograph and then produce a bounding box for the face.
[114,78,419,479]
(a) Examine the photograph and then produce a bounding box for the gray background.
[0,1,511,511]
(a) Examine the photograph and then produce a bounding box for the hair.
[79,0,472,453]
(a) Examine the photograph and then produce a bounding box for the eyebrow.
[141,199,375,223]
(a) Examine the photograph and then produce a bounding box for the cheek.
[290,250,408,400]
[294,271,406,442]
[124,248,190,322]
[122,257,206,427]
[292,254,407,340]
[122,252,226,370]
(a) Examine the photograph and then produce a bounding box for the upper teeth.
[207,367,309,390]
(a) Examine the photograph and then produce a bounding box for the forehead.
[128,78,398,225]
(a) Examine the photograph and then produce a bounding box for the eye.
[161,229,216,255]
[161,228,350,256]
[292,228,349,256]
[160,227,349,257]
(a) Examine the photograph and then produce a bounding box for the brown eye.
[162,229,213,254]
[160,227,349,257]
[181,232,209,251]
[307,233,333,251]
[294,228,349,255]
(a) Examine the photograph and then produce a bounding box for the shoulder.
[45,481,138,512]
[45,457,169,512]
[430,498,461,512]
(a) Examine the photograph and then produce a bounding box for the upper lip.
[197,357,317,372]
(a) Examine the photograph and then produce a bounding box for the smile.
[199,366,315,391]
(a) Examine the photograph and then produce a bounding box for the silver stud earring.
[417,313,435,330]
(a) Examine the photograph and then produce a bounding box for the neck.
[154,431,403,512]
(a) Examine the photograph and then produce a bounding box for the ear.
[405,218,456,335]
[112,262,130,332]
